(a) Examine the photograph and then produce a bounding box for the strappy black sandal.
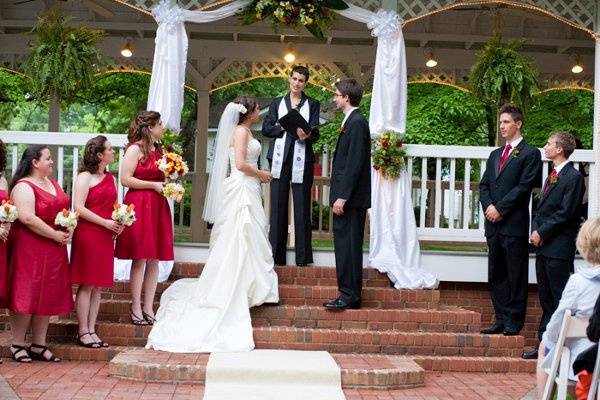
[10,345,32,363]
[77,332,101,348]
[142,311,156,325]
[130,308,149,326]
[90,332,109,348]
[29,344,61,362]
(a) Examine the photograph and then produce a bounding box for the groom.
[324,79,371,310]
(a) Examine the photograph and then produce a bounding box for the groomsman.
[522,132,585,359]
[261,66,320,266]
[479,104,542,336]
[324,79,371,310]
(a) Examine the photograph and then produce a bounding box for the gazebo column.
[189,62,212,243]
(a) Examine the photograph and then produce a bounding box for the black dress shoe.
[296,263,307,267]
[323,298,361,310]
[503,327,520,336]
[521,348,538,359]
[480,324,505,334]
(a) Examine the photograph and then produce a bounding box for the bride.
[146,97,279,353]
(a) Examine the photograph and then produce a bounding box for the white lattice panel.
[212,61,343,91]
[346,0,382,11]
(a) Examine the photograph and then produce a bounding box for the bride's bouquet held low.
[371,131,406,180]
[157,146,189,204]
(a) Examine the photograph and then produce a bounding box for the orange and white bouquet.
[54,209,79,230]
[157,150,189,181]
[0,200,18,223]
[162,182,185,204]
[112,203,136,226]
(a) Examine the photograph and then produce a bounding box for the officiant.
[261,65,320,266]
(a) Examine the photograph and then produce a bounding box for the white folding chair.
[542,311,589,400]
[587,342,600,400]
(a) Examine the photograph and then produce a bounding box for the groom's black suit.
[479,139,541,332]
[330,109,371,304]
[262,93,320,266]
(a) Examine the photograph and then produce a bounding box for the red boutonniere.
[511,148,520,158]
[550,174,559,186]
[339,125,344,135]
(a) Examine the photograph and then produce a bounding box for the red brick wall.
[439,282,541,348]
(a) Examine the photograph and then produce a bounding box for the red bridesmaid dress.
[7,179,74,315]
[115,143,174,261]
[70,173,117,287]
[0,189,9,307]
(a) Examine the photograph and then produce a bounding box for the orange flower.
[75,211,81,218]
[61,209,69,217]
[113,203,120,210]
[126,204,135,212]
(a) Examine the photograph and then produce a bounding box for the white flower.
[238,104,248,114]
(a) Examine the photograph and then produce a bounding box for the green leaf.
[305,23,325,40]
[324,0,349,10]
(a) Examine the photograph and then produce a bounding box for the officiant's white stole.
[271,98,310,183]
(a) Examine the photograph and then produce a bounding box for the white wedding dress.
[146,138,279,353]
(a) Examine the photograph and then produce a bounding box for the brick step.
[40,321,524,356]
[64,300,479,332]
[171,263,394,288]
[99,282,440,309]
[109,349,425,389]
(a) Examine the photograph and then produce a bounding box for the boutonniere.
[550,174,559,186]
[511,148,520,158]
[339,125,344,135]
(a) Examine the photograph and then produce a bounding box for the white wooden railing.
[0,131,596,244]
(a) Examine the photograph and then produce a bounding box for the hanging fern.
[23,8,104,105]
[470,32,539,109]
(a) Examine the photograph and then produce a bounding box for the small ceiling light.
[120,38,133,58]
[425,48,438,68]
[570,54,583,74]
[283,43,296,63]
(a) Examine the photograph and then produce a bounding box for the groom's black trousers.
[333,207,367,303]
[269,157,314,266]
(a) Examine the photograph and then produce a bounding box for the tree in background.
[23,7,103,132]
[469,33,539,146]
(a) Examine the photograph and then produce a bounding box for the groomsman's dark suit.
[262,93,320,266]
[329,109,371,306]
[479,139,542,333]
[532,162,585,341]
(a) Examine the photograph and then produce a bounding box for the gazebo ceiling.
[0,0,596,91]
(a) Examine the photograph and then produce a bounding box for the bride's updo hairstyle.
[127,110,161,161]
[233,96,258,124]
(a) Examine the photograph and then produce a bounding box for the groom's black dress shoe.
[323,298,361,310]
[503,327,520,336]
[480,324,505,334]
[521,348,539,359]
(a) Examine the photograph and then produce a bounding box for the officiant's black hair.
[291,65,310,81]
[335,79,363,107]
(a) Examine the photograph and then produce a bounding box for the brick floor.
[0,361,536,400]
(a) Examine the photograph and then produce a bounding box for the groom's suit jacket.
[330,109,371,209]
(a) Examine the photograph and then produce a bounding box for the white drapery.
[147,0,437,289]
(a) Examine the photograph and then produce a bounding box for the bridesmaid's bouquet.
[111,203,136,239]
[162,182,185,204]
[157,150,189,181]
[54,209,79,230]
[0,200,18,223]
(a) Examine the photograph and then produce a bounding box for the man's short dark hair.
[291,65,309,81]
[499,103,524,125]
[550,131,577,158]
[335,79,363,107]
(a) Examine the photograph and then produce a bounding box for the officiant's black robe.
[261,93,320,266]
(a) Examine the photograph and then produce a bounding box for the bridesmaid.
[115,111,174,325]
[8,145,73,363]
[71,136,123,348]
[0,139,11,311]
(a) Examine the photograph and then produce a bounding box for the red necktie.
[543,169,558,194]
[498,144,512,171]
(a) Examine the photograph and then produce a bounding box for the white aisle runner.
[203,350,346,400]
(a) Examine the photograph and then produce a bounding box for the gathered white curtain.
[148,0,437,289]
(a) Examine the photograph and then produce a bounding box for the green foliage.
[23,8,103,105]
[524,89,593,148]
[0,71,31,129]
[469,33,539,108]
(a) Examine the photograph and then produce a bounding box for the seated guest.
[536,217,600,397]
[523,131,585,360]
[8,145,74,363]
[572,293,600,400]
